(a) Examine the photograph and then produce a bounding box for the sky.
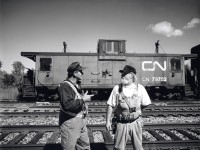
[0,0,200,73]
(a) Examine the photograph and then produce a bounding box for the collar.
[65,79,82,93]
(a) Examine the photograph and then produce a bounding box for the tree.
[3,73,15,87]
[12,61,25,87]
[0,60,2,68]
[0,70,6,88]
[0,70,11,88]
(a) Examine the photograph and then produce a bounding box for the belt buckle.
[129,107,136,113]
[117,116,122,122]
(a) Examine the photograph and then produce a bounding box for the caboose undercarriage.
[146,86,185,100]
[20,84,186,101]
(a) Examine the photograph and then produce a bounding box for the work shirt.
[107,83,151,109]
[108,83,150,150]
[58,79,84,125]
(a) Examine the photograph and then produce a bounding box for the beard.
[121,78,129,85]
[73,74,82,81]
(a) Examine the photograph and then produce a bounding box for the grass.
[0,87,19,100]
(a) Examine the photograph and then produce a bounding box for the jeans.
[113,118,143,150]
[60,117,90,150]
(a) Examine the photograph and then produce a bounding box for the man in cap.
[58,62,93,150]
[106,65,151,150]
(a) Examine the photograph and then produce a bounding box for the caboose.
[191,44,200,98]
[21,39,197,100]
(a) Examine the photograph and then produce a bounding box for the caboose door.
[36,57,54,85]
[168,57,184,86]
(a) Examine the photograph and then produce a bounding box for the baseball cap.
[67,62,87,73]
[119,65,136,75]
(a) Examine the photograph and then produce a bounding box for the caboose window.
[102,41,122,53]
[106,42,118,53]
[98,39,126,55]
[170,59,181,71]
[114,42,120,52]
[40,58,52,71]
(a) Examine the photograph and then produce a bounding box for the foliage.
[12,61,25,87]
[0,61,25,88]
[0,61,25,100]
[0,70,14,88]
[0,70,5,88]
[0,87,19,99]
[3,73,15,87]
[0,60,2,68]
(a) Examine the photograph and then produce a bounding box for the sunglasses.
[121,72,128,77]
[78,70,83,75]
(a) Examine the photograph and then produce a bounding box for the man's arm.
[106,105,113,131]
[106,85,118,131]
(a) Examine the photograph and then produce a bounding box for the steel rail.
[1,100,200,108]
[1,103,200,111]
[1,123,200,131]
[1,108,200,118]
[1,102,200,110]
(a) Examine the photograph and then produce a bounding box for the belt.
[60,108,84,118]
[116,116,140,123]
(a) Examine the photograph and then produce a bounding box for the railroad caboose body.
[21,39,197,100]
[191,44,200,98]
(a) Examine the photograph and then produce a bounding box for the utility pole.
[63,42,67,53]
[155,40,159,53]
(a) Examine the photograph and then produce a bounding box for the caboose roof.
[21,52,98,61]
[21,51,197,62]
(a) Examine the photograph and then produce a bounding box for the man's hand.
[106,120,115,140]
[106,121,112,131]
[82,91,94,102]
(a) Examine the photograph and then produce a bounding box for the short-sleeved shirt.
[107,83,151,108]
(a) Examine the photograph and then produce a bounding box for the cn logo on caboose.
[142,61,167,71]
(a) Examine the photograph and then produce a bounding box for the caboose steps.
[22,85,36,97]
[185,84,196,98]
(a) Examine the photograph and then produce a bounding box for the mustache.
[121,78,128,83]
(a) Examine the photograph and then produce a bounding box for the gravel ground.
[0,115,200,126]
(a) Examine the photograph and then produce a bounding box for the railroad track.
[1,100,200,119]
[0,124,200,150]
[0,111,200,122]
[1,104,200,118]
[1,100,200,108]
[1,100,200,149]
